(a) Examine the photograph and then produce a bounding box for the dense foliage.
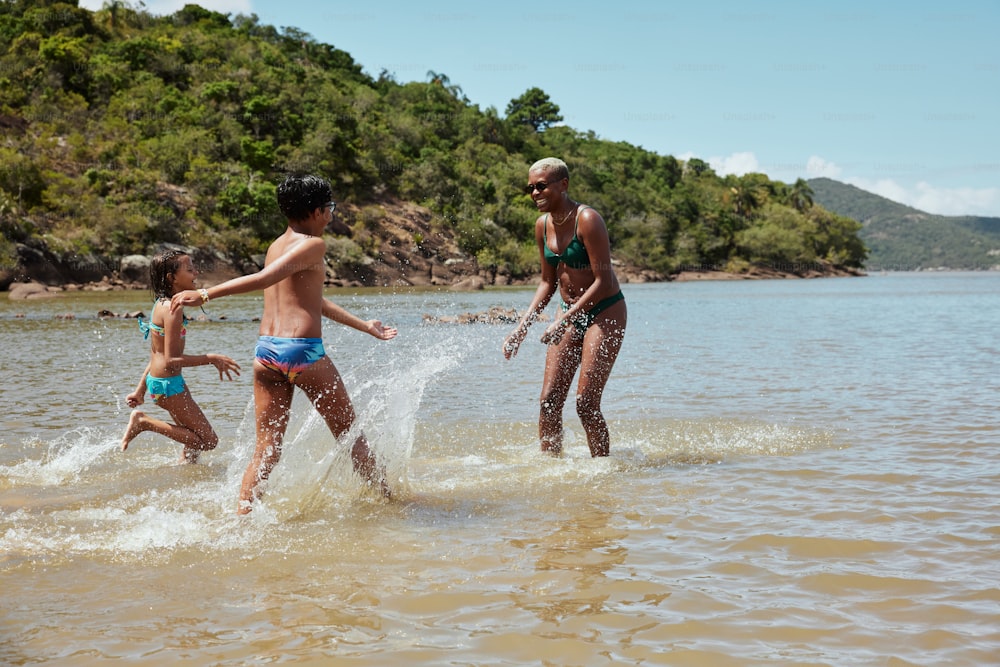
[808,178,1000,271]
[0,1,867,280]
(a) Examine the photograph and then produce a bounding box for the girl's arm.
[126,362,151,407]
[162,306,241,380]
[134,362,150,393]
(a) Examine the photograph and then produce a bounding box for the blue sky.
[81,0,1000,217]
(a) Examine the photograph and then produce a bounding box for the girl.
[121,249,241,463]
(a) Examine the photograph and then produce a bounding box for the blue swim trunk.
[146,374,186,404]
[254,336,326,382]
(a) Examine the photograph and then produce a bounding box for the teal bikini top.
[138,299,188,340]
[543,205,591,270]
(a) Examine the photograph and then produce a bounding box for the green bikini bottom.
[562,290,625,332]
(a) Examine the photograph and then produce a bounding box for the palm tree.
[95,0,124,33]
[426,70,463,99]
[730,186,761,220]
[790,178,815,212]
[97,0,148,35]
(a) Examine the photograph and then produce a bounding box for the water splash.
[0,317,843,558]
[610,417,840,469]
[236,331,475,521]
[0,428,112,486]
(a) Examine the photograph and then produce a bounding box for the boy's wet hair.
[149,249,188,300]
[277,174,334,221]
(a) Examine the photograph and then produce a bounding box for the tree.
[729,173,769,221]
[685,158,713,177]
[95,1,125,33]
[505,87,562,131]
[426,70,463,99]
[789,178,815,212]
[0,0,870,284]
[736,204,815,265]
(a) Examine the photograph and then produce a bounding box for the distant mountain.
[808,178,1000,270]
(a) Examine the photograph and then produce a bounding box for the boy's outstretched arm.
[321,299,398,340]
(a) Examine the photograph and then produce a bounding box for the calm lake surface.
[2,272,998,665]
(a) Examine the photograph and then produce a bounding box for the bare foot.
[361,461,391,499]
[376,474,392,499]
[350,437,391,498]
[121,411,146,451]
[180,448,200,464]
[237,497,253,515]
[540,442,562,457]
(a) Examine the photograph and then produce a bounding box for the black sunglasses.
[524,181,552,195]
[322,201,337,211]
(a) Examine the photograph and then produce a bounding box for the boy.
[172,175,396,514]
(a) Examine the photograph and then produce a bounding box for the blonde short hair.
[529,157,569,182]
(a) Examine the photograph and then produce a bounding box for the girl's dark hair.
[276,174,333,221]
[149,249,188,300]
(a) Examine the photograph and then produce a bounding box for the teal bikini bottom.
[146,374,186,404]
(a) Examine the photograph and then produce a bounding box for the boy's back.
[258,229,327,339]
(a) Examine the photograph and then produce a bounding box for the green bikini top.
[543,205,591,270]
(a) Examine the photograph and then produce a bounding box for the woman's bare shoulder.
[577,205,608,235]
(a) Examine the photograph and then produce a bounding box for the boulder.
[120,255,151,284]
[450,275,486,291]
[65,253,115,283]
[422,306,525,325]
[8,281,58,299]
[15,243,63,284]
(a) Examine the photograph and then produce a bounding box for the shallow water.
[2,273,998,665]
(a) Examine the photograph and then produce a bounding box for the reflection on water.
[2,274,1000,664]
[517,505,628,624]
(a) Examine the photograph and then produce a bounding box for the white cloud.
[801,156,1000,217]
[909,182,1000,217]
[845,177,910,207]
[805,156,842,179]
[708,151,759,176]
[843,177,1000,217]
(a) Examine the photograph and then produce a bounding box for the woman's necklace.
[552,201,577,226]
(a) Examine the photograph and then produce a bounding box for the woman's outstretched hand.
[540,318,569,346]
[503,324,528,359]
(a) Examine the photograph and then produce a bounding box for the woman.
[503,157,627,457]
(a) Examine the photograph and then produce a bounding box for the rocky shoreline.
[5,260,863,301]
[3,194,865,301]
[5,259,863,331]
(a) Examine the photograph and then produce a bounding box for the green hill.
[0,1,867,288]
[808,178,1000,271]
